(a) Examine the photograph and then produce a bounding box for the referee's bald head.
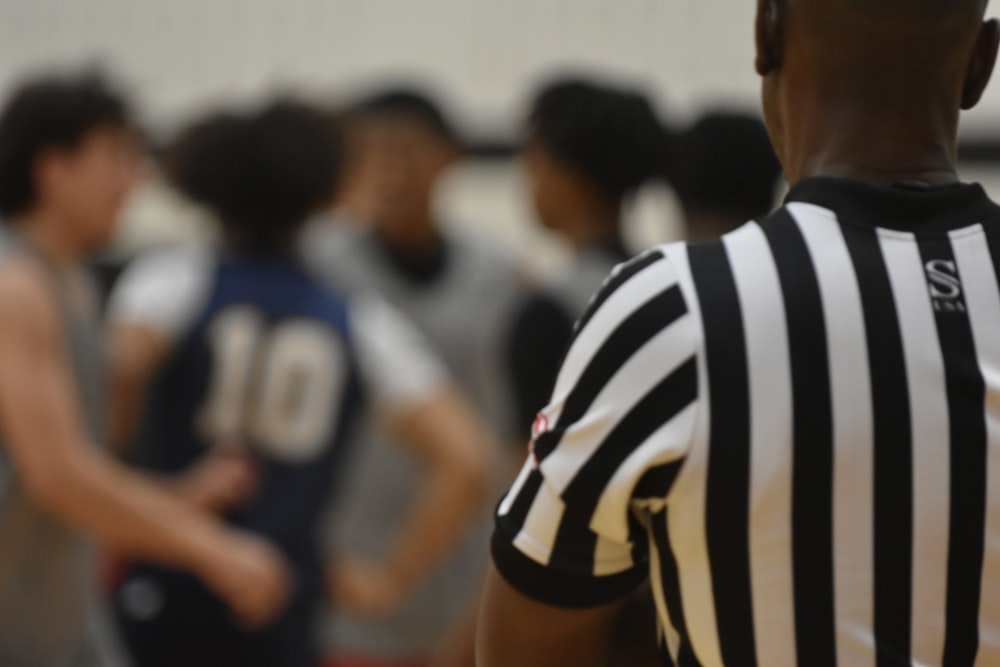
[755,0,999,183]
[756,0,992,85]
[785,0,989,35]
[780,0,988,21]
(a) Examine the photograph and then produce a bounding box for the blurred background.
[5,3,1000,666]
[2,0,996,273]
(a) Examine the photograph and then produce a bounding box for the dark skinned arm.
[477,564,626,667]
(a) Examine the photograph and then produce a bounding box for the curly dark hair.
[671,111,782,222]
[164,100,342,255]
[0,71,131,218]
[527,77,673,206]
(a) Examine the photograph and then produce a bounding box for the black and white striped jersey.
[492,177,1000,667]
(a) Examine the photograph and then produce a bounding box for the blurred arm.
[105,248,256,512]
[331,293,493,615]
[477,564,624,667]
[106,321,170,456]
[376,386,491,605]
[0,260,288,626]
[106,320,257,512]
[0,262,250,567]
[331,388,493,616]
[104,247,209,455]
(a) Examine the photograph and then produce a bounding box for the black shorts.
[113,568,318,667]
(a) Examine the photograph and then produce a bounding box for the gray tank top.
[0,229,113,667]
[306,224,523,659]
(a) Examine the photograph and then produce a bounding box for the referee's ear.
[755,0,784,76]
[961,18,1000,110]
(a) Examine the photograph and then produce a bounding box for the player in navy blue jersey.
[105,102,492,667]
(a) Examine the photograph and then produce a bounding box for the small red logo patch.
[531,412,550,440]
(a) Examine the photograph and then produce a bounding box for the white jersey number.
[197,305,347,463]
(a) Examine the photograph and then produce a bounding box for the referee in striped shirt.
[478,1,1000,666]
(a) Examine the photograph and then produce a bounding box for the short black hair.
[528,77,673,205]
[671,111,782,222]
[164,100,341,256]
[0,71,131,218]
[352,88,460,147]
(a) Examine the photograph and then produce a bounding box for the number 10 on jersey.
[197,305,347,463]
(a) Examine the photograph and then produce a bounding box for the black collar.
[784,177,1000,234]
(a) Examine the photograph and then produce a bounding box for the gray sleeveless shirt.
[0,229,114,667]
[305,223,524,660]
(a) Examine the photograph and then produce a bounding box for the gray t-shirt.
[304,222,524,660]
[0,230,120,667]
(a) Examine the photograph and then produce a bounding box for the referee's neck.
[781,106,960,189]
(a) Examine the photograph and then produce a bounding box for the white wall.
[3,1,999,265]
[3,1,1000,133]
[0,0,762,135]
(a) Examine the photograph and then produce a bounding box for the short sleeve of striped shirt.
[492,247,701,608]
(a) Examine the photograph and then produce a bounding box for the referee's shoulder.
[583,218,773,349]
[578,214,785,347]
[570,242,702,355]
[589,245,683,318]
[611,217,764,299]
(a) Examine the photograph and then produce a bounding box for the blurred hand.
[200,531,291,629]
[327,557,405,618]
[175,447,258,513]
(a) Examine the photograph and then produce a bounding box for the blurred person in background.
[0,72,291,667]
[304,88,523,667]
[504,77,674,446]
[671,110,782,240]
[105,100,491,667]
